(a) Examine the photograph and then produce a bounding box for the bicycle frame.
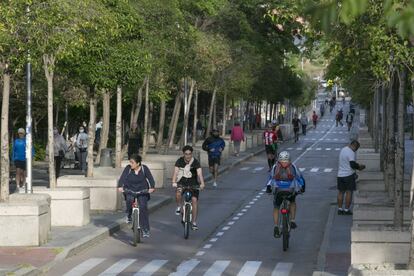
[182,189,193,223]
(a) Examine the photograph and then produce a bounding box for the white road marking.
[297,148,303,150]
[306,148,312,150]
[245,205,251,208]
[335,148,341,151]
[324,168,333,173]
[134,259,168,276]
[222,226,231,231]
[316,148,322,151]
[299,168,306,172]
[216,232,224,236]
[227,221,235,225]
[258,192,264,195]
[99,259,136,276]
[271,262,293,276]
[169,259,200,276]
[326,148,331,150]
[252,198,258,201]
[63,258,105,276]
[232,217,240,220]
[237,261,262,276]
[334,138,338,141]
[310,168,319,172]
[287,147,294,150]
[241,209,247,212]
[249,201,255,204]
[196,251,205,256]
[312,138,317,141]
[237,213,244,216]
[204,244,213,249]
[254,167,264,171]
[240,167,250,171]
[255,195,261,198]
[210,238,218,242]
[204,261,231,276]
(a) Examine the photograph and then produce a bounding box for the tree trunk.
[96,89,110,164]
[180,79,195,146]
[43,54,56,188]
[409,73,414,269]
[156,99,166,149]
[86,89,96,177]
[148,101,154,147]
[374,88,380,152]
[386,73,396,199]
[380,85,386,171]
[206,87,217,136]
[115,85,123,168]
[192,88,198,146]
[166,92,182,149]
[213,101,217,130]
[222,92,227,136]
[394,68,406,228]
[132,81,145,126]
[142,77,150,157]
[0,70,11,201]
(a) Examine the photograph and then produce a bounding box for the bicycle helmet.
[278,151,290,162]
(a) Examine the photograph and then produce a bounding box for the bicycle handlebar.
[123,188,149,195]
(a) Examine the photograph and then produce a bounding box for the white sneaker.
[213,182,217,187]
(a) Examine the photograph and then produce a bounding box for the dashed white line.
[310,168,319,172]
[326,148,331,150]
[232,217,240,220]
[210,238,218,242]
[227,221,235,225]
[241,209,247,212]
[222,226,230,231]
[299,168,306,172]
[324,168,333,173]
[240,167,250,171]
[196,251,205,256]
[216,232,224,236]
[245,205,251,208]
[237,213,244,216]
[316,148,322,151]
[204,244,212,249]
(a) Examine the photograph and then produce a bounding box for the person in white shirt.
[337,140,365,215]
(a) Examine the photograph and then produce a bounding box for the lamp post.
[25,5,33,193]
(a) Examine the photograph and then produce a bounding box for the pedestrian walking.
[12,128,32,193]
[300,112,308,135]
[76,126,88,173]
[46,127,68,178]
[230,122,245,157]
[95,118,103,145]
[346,112,354,132]
[292,114,301,143]
[202,129,225,187]
[320,103,325,117]
[337,140,365,215]
[127,123,142,159]
[312,111,318,129]
[118,154,155,237]
[336,109,344,127]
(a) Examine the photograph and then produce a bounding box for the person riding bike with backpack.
[267,151,305,238]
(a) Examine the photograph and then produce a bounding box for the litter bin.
[100,148,113,167]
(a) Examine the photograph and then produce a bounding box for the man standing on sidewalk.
[202,129,225,187]
[337,140,365,215]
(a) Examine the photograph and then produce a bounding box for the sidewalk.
[2,140,277,276]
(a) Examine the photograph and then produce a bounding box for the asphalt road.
[48,108,349,276]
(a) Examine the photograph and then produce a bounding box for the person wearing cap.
[12,128,33,193]
[202,129,225,187]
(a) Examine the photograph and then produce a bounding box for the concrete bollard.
[33,187,90,227]
[0,194,51,246]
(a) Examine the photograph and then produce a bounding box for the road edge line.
[316,205,336,273]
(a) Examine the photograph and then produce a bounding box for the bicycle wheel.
[132,208,141,246]
[282,214,289,251]
[183,204,191,239]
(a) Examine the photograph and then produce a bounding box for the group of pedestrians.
[292,111,319,142]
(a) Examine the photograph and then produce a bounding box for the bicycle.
[276,191,294,251]
[181,186,199,239]
[124,188,148,246]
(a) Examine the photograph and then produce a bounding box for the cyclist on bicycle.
[118,154,155,238]
[172,145,205,230]
[268,151,305,238]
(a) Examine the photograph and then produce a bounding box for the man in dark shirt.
[172,145,205,230]
[292,114,301,143]
[202,129,225,187]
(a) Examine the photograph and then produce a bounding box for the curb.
[11,195,172,276]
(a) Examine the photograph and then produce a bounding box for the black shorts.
[15,160,26,170]
[265,145,276,155]
[337,174,356,192]
[177,185,200,199]
[273,191,296,208]
[208,156,221,167]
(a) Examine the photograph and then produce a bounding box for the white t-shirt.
[337,146,356,177]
